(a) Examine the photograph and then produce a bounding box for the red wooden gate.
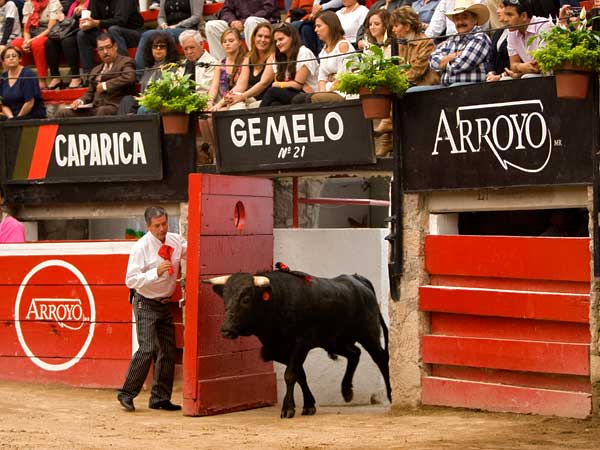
[183,174,277,416]
[420,235,592,418]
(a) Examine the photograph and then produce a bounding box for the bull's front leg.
[281,344,310,419]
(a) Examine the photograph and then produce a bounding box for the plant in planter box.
[137,65,208,133]
[530,9,600,98]
[336,45,410,119]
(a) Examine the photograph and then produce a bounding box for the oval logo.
[14,260,96,372]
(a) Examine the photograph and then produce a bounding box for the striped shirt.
[429,26,491,86]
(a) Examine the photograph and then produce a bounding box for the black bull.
[205,271,392,418]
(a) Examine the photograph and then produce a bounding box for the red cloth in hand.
[158,244,174,275]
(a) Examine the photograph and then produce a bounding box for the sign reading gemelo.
[400,77,594,191]
[213,100,374,173]
[3,116,162,184]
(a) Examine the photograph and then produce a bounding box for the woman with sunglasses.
[118,32,179,115]
[261,23,318,106]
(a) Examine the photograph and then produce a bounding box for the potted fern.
[531,8,600,99]
[336,45,410,119]
[137,66,208,134]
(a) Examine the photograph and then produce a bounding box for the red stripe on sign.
[28,124,59,180]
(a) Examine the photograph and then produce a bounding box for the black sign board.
[2,115,163,184]
[212,100,374,173]
[399,77,594,191]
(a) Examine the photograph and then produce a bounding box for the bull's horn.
[204,275,231,285]
[253,276,270,287]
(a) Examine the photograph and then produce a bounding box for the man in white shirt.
[0,0,21,54]
[178,30,217,95]
[117,206,187,413]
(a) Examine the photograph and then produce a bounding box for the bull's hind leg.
[334,344,361,402]
[360,338,392,402]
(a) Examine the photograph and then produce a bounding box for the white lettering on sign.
[230,112,344,148]
[54,132,147,167]
[432,100,553,173]
[14,260,96,372]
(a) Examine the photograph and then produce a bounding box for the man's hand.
[503,67,522,79]
[230,20,243,31]
[311,4,322,19]
[96,82,105,94]
[157,261,173,276]
[439,51,461,70]
[79,18,99,31]
[519,60,540,74]
[70,98,83,110]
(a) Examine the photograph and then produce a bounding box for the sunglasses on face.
[152,43,168,49]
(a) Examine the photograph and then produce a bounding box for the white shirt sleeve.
[425,0,450,38]
[125,245,160,290]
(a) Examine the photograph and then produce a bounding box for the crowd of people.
[0,0,594,154]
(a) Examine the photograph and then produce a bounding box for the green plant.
[336,45,410,96]
[137,65,208,114]
[531,10,600,73]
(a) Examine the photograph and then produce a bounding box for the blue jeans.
[135,28,186,72]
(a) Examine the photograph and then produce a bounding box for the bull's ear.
[212,284,225,298]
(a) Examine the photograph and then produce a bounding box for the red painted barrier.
[183,174,277,416]
[420,235,592,418]
[0,242,135,387]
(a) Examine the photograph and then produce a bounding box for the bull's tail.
[379,312,389,354]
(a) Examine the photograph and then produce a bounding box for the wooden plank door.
[420,235,592,418]
[183,174,277,416]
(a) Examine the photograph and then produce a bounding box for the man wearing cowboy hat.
[429,0,491,85]
[502,0,552,78]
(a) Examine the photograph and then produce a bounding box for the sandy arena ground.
[1,380,599,450]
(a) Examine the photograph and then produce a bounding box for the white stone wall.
[273,228,390,406]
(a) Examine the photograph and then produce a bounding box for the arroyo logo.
[14,260,96,372]
[432,100,553,173]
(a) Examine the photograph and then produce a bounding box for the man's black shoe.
[149,400,181,411]
[117,393,135,412]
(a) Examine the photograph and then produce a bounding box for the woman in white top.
[261,23,319,106]
[293,10,354,103]
[335,0,368,46]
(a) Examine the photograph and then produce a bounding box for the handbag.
[48,17,79,40]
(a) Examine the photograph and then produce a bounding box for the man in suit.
[58,33,136,117]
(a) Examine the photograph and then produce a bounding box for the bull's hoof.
[342,386,354,403]
[280,407,296,419]
[301,406,316,416]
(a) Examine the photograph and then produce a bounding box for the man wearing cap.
[117,206,187,413]
[429,0,491,85]
[502,0,552,78]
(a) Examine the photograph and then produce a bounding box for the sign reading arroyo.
[14,260,96,372]
[212,100,375,173]
[399,77,594,191]
[2,116,163,184]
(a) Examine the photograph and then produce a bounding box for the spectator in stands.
[0,0,22,56]
[296,0,342,57]
[58,32,135,116]
[219,22,275,109]
[0,45,46,118]
[356,0,409,50]
[362,8,392,55]
[119,31,179,115]
[134,0,204,71]
[335,0,368,47]
[45,0,88,89]
[429,0,491,85]
[293,11,354,103]
[149,0,160,11]
[11,0,63,90]
[261,22,318,106]
[425,0,488,39]
[411,0,441,25]
[178,29,217,94]
[393,7,439,86]
[285,0,314,29]
[0,184,26,243]
[485,0,509,81]
[205,0,279,60]
[77,0,143,81]
[502,0,552,79]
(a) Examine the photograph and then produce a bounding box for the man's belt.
[135,292,172,304]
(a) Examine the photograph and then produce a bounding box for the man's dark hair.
[144,206,167,225]
[96,32,116,45]
[502,0,533,18]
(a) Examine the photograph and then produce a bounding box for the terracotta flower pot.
[161,112,190,135]
[554,64,591,100]
[358,87,392,119]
